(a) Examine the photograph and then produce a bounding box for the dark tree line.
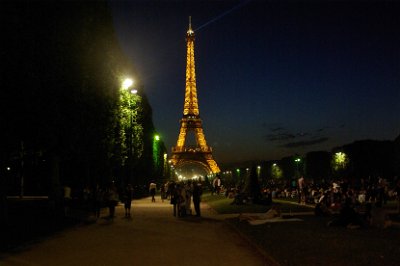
[0,1,166,202]
[222,138,399,197]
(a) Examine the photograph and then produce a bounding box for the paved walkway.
[0,198,273,266]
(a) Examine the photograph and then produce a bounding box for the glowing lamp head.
[122,78,134,90]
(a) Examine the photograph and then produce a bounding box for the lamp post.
[295,157,301,177]
[121,78,137,184]
[153,134,161,180]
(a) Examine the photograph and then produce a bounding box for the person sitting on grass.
[367,201,400,229]
[314,194,332,217]
[231,191,247,205]
[327,197,364,229]
[238,205,281,222]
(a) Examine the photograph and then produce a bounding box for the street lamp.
[153,134,161,178]
[294,157,301,177]
[122,78,133,90]
[333,151,348,172]
[121,78,138,185]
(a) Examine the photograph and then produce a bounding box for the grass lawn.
[203,194,400,266]
[202,193,314,214]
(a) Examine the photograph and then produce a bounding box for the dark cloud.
[316,127,328,132]
[265,124,334,144]
[281,137,329,148]
[270,127,285,132]
[297,132,310,137]
[265,133,296,141]
[266,131,312,142]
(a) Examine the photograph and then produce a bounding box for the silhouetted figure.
[160,184,166,202]
[327,198,363,229]
[107,184,119,219]
[63,185,72,217]
[124,184,133,217]
[395,179,400,214]
[192,182,202,217]
[169,182,178,216]
[149,182,157,202]
[93,184,104,219]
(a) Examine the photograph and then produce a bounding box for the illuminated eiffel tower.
[171,17,220,175]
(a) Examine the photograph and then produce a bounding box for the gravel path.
[0,197,271,266]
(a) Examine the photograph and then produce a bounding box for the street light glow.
[334,151,348,170]
[122,78,134,90]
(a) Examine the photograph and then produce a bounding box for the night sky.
[109,0,399,164]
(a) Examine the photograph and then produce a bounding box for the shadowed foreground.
[0,198,270,266]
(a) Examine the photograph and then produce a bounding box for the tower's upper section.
[187,16,194,37]
[183,16,199,116]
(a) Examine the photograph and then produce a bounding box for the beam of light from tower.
[194,0,252,32]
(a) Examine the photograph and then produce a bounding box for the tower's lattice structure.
[171,17,220,175]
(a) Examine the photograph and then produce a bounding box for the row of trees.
[221,138,400,189]
[0,1,167,202]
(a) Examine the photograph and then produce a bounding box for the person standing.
[149,181,157,202]
[160,183,166,203]
[185,182,192,215]
[63,184,72,217]
[93,184,104,219]
[169,182,178,216]
[395,178,400,214]
[192,182,202,217]
[298,176,305,204]
[107,183,119,219]
[124,184,133,217]
[214,176,221,195]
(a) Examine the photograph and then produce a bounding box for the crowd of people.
[62,180,204,220]
[61,174,400,229]
[62,182,134,220]
[142,180,204,217]
[221,175,400,229]
[164,181,203,217]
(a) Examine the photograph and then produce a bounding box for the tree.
[244,166,261,202]
[0,1,163,196]
[306,151,332,182]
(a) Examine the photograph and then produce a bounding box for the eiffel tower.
[171,17,220,175]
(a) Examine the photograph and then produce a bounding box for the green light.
[335,152,346,164]
[333,152,348,170]
[154,135,160,141]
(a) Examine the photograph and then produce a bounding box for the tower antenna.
[187,16,194,35]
